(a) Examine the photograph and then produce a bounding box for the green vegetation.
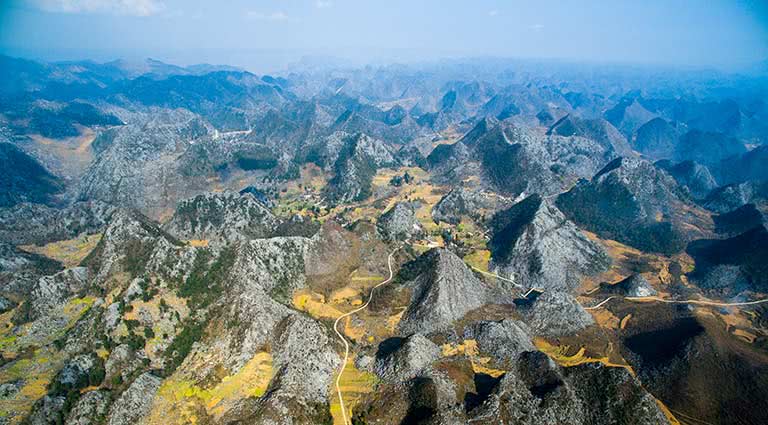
[43,353,106,425]
[236,154,278,170]
[122,239,156,278]
[163,319,205,376]
[179,246,235,310]
[124,331,146,351]
[389,171,413,187]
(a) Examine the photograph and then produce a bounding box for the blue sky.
[1,0,767,72]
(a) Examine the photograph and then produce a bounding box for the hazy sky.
[1,0,767,72]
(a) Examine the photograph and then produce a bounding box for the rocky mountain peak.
[164,191,279,243]
[489,194,610,292]
[557,156,698,254]
[376,202,424,241]
[397,248,489,335]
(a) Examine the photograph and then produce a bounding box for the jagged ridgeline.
[1,54,767,425]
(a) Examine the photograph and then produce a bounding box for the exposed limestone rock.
[106,372,162,425]
[374,334,441,382]
[397,248,489,335]
[489,194,610,292]
[431,187,510,225]
[517,291,594,337]
[703,181,768,214]
[557,157,698,254]
[164,191,279,243]
[463,319,535,367]
[468,351,670,424]
[66,390,111,425]
[377,202,424,241]
[324,132,397,203]
[656,160,717,200]
[599,274,657,297]
[28,266,89,320]
[0,200,114,245]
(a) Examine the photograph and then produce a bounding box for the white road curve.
[469,265,523,288]
[584,295,768,309]
[332,246,400,425]
[583,296,619,310]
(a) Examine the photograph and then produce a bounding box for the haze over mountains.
[1,47,768,425]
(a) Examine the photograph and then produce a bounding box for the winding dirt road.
[596,296,768,310]
[470,267,768,310]
[332,246,399,425]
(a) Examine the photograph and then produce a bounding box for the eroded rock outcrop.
[557,157,700,254]
[374,334,441,383]
[377,202,424,241]
[489,194,610,292]
[599,274,657,297]
[397,248,489,335]
[164,191,279,243]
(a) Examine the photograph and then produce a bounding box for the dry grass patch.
[20,233,101,268]
[329,357,378,425]
[147,351,273,424]
[534,338,630,371]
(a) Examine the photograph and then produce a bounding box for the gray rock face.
[397,248,489,335]
[430,119,621,198]
[0,242,61,297]
[85,208,191,285]
[404,368,468,424]
[268,315,341,404]
[377,202,424,241]
[28,266,89,319]
[431,187,510,225]
[106,372,162,425]
[374,333,441,382]
[26,395,66,425]
[547,114,633,157]
[464,319,535,367]
[656,160,717,200]
[77,108,216,216]
[563,364,671,425]
[237,314,341,425]
[0,380,22,399]
[164,191,279,243]
[599,274,657,297]
[215,237,311,369]
[66,390,110,425]
[489,195,610,292]
[518,291,594,337]
[324,132,397,203]
[557,157,694,254]
[632,117,682,160]
[468,351,669,425]
[703,181,768,213]
[104,344,144,384]
[53,353,102,393]
[0,296,14,313]
[0,200,114,245]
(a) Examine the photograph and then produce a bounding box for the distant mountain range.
[1,54,767,425]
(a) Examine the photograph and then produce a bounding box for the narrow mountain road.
[625,296,768,307]
[469,265,523,288]
[332,246,400,425]
[470,267,768,310]
[583,296,619,310]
